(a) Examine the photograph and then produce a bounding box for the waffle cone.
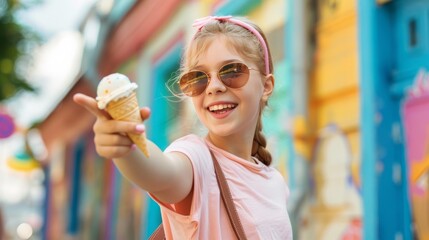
[105,92,149,157]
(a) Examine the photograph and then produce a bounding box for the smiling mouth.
[208,104,237,113]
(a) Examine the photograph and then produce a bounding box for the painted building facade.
[26,0,429,239]
[358,0,429,239]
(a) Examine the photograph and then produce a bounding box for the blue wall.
[358,0,412,239]
[143,43,182,239]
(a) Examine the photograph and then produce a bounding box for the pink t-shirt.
[150,134,293,239]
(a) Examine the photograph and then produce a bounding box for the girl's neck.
[206,133,254,162]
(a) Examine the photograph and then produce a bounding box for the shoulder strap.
[148,225,164,240]
[149,150,248,240]
[210,150,248,240]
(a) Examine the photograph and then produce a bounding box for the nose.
[205,73,227,95]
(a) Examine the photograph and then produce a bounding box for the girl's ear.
[262,74,274,102]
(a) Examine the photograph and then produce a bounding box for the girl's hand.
[73,93,151,159]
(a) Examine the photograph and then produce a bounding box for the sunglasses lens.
[179,71,209,96]
[179,63,251,96]
[219,63,250,88]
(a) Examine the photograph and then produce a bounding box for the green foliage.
[0,0,40,102]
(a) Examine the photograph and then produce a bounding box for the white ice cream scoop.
[96,73,138,109]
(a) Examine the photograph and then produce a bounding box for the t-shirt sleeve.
[150,134,212,221]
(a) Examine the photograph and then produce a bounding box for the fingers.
[73,93,110,120]
[140,106,151,120]
[96,145,135,159]
[95,132,134,147]
[92,119,146,159]
[94,118,146,135]
[94,130,140,159]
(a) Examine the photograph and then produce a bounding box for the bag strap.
[149,150,247,240]
[149,224,164,240]
[210,150,248,240]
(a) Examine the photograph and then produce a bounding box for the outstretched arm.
[73,93,193,204]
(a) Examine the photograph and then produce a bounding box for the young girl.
[74,16,292,239]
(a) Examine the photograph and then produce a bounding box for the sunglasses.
[178,62,259,97]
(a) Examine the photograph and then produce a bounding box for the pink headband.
[192,16,270,75]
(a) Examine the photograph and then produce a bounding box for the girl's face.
[189,36,273,140]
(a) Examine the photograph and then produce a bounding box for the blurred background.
[0,0,428,239]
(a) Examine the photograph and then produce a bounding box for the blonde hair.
[181,17,274,166]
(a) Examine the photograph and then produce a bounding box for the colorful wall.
[358,0,429,239]
[403,71,429,240]
[32,0,429,239]
[291,0,363,239]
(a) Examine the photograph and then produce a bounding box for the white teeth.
[209,104,236,111]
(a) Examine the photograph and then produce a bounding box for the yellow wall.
[296,3,363,238]
[311,0,360,155]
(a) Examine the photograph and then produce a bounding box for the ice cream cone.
[106,92,149,157]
